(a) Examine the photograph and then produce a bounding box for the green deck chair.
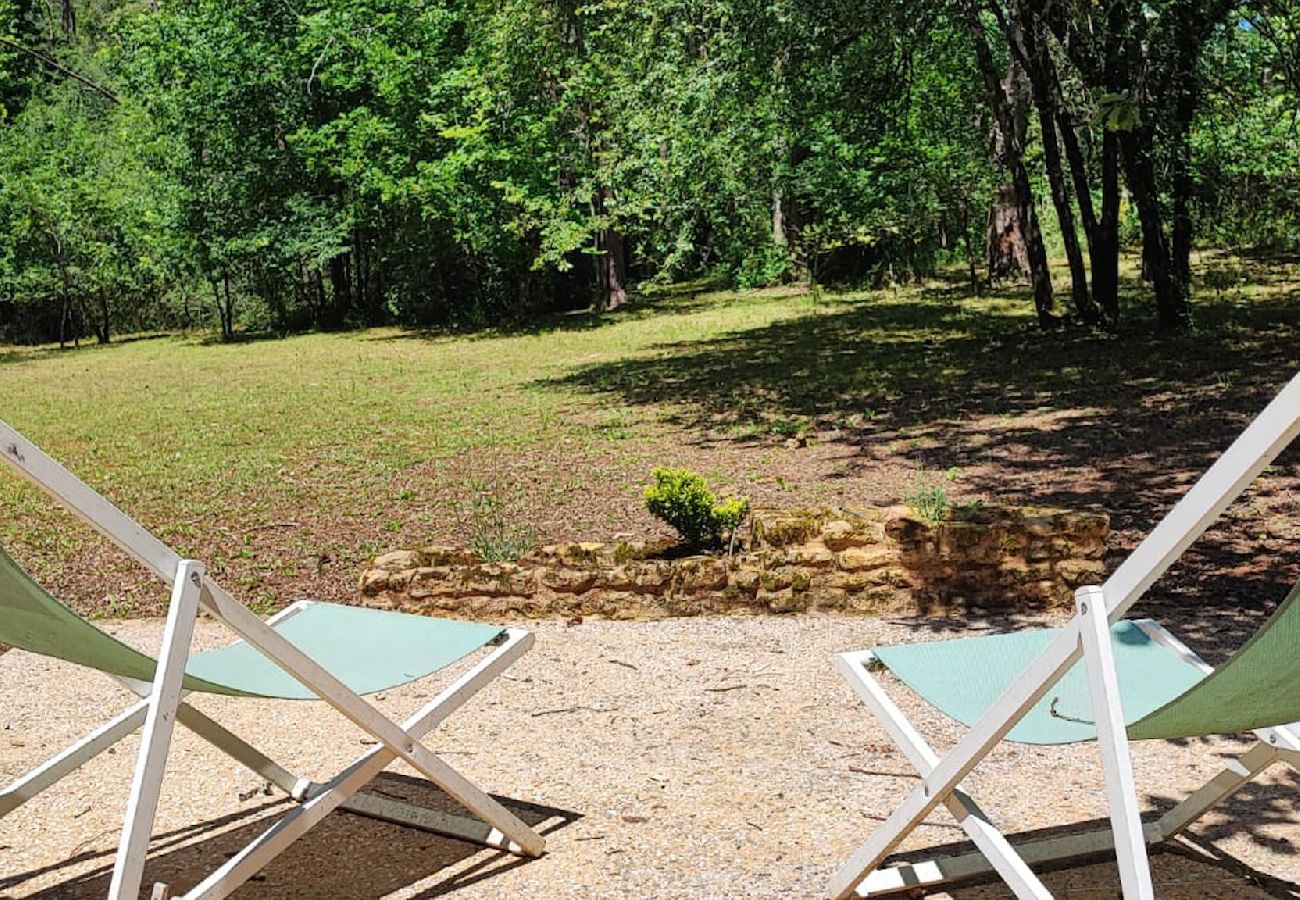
[830,373,1300,900]
[0,420,545,900]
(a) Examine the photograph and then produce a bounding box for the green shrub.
[903,470,949,523]
[643,467,750,550]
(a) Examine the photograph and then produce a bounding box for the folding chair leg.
[177,627,538,900]
[834,651,1051,899]
[0,697,149,819]
[110,599,318,800]
[1154,740,1279,840]
[108,561,205,900]
[1076,586,1154,899]
[173,705,306,798]
[196,582,545,858]
[840,708,1300,896]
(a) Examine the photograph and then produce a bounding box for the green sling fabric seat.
[873,579,1300,745]
[0,546,503,699]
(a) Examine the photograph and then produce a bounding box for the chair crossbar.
[177,627,535,900]
[0,420,546,897]
[837,644,1300,897]
[830,372,1300,899]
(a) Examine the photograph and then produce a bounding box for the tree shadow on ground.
[0,332,175,366]
[542,262,1300,642]
[4,774,578,899]
[364,283,808,345]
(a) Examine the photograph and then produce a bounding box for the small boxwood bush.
[643,467,750,551]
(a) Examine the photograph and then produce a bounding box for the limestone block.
[786,545,836,568]
[419,545,480,566]
[836,546,894,571]
[750,509,821,548]
[372,550,424,572]
[540,566,597,593]
[1056,558,1108,584]
[358,569,391,595]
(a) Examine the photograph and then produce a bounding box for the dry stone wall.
[358,506,1108,620]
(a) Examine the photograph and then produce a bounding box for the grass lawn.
[3,249,1299,647]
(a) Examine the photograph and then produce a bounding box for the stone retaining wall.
[358,505,1108,620]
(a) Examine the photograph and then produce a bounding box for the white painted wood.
[194,580,544,858]
[0,697,148,818]
[1154,742,1279,840]
[829,620,1085,900]
[852,820,1164,897]
[108,560,205,900]
[173,705,301,796]
[830,372,1300,898]
[0,420,182,582]
[0,421,548,894]
[114,602,311,797]
[835,652,1051,899]
[0,601,306,820]
[1075,586,1154,898]
[181,628,536,900]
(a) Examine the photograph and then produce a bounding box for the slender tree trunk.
[326,254,351,329]
[1166,34,1201,331]
[1011,1,1096,323]
[96,289,110,343]
[212,275,235,341]
[1119,128,1183,330]
[1093,130,1121,326]
[59,293,69,349]
[967,11,1056,325]
[602,227,628,310]
[961,196,980,291]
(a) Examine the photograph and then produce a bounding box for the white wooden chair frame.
[0,424,546,900]
[830,372,1300,899]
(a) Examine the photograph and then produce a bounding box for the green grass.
[0,283,841,611]
[3,249,1299,618]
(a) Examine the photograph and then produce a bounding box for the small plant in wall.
[462,481,536,562]
[903,468,950,523]
[643,467,750,552]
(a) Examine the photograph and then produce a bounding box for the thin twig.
[0,36,119,104]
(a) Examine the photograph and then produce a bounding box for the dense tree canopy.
[0,0,1296,343]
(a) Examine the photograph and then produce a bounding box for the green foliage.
[466,491,536,563]
[904,471,950,523]
[0,0,1297,344]
[643,467,750,551]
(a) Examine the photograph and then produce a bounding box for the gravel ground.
[1,613,1297,899]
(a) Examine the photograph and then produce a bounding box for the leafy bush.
[643,468,750,551]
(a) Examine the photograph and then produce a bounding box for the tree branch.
[0,35,119,104]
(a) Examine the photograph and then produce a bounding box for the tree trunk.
[597,225,628,311]
[961,196,980,291]
[1166,31,1201,332]
[1011,0,1097,324]
[96,289,110,343]
[986,182,1030,279]
[212,275,235,341]
[968,11,1056,325]
[1119,128,1184,330]
[326,254,351,330]
[1093,130,1121,326]
[59,293,70,349]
